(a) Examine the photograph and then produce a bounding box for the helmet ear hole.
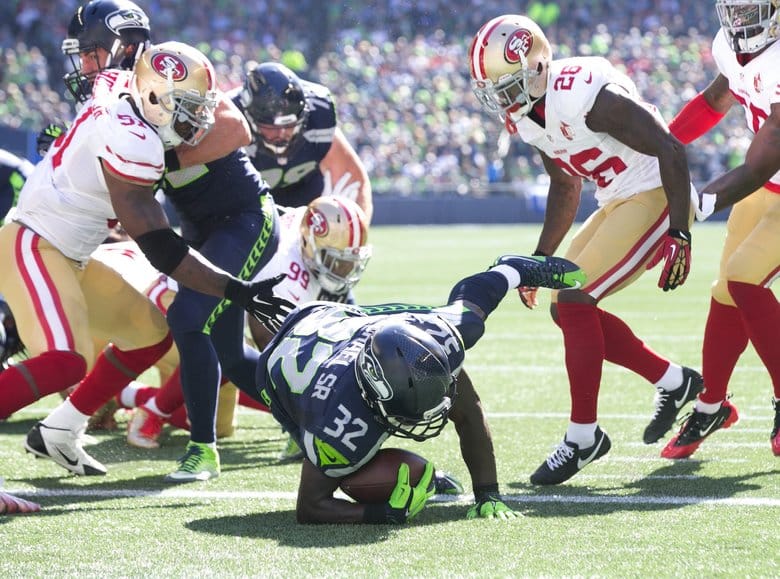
[149,92,158,105]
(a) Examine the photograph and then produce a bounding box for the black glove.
[36,123,65,157]
[225,274,295,333]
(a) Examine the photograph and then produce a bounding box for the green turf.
[2,223,778,577]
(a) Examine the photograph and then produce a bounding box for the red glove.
[517,287,539,309]
[647,229,691,291]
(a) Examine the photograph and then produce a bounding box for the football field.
[1,222,778,577]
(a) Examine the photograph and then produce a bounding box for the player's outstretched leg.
[643,367,704,444]
[493,255,586,290]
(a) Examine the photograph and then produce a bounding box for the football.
[339,448,429,504]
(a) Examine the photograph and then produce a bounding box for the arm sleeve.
[668,93,726,145]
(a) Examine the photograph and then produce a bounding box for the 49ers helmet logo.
[150,53,188,81]
[307,209,328,237]
[505,28,534,64]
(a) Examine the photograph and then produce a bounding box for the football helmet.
[133,41,217,148]
[62,0,151,103]
[239,61,309,163]
[469,14,552,124]
[300,196,372,295]
[356,320,457,441]
[716,0,780,53]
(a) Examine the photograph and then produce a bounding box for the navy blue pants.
[166,205,278,444]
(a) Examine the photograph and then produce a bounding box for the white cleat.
[24,422,107,476]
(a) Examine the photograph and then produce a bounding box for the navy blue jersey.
[231,79,337,208]
[0,149,32,225]
[161,149,272,247]
[259,302,466,478]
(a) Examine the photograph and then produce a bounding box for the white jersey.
[14,70,164,262]
[712,29,780,192]
[515,57,665,206]
[253,206,330,304]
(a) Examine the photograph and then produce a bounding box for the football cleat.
[493,255,586,290]
[771,398,780,457]
[433,470,464,495]
[530,427,611,486]
[127,406,164,449]
[278,434,304,462]
[661,400,739,459]
[164,441,220,483]
[0,491,41,515]
[24,422,107,476]
[643,367,704,444]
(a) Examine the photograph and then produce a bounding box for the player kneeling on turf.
[254,254,586,523]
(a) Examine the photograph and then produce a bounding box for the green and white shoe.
[278,434,304,462]
[165,441,220,483]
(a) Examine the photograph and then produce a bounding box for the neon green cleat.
[493,255,586,290]
[164,441,220,483]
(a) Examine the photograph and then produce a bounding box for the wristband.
[473,483,500,502]
[362,503,391,524]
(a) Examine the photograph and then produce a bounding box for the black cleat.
[530,427,611,485]
[643,367,704,444]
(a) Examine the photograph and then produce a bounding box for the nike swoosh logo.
[699,415,724,437]
[584,72,593,84]
[577,435,604,469]
[55,445,79,466]
[674,381,692,409]
[129,130,147,140]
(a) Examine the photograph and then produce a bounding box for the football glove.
[224,274,295,333]
[0,491,41,515]
[648,228,691,292]
[363,462,436,524]
[322,170,361,200]
[36,123,65,157]
[467,485,520,520]
[695,192,716,222]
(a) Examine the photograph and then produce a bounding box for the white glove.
[695,192,716,222]
[322,170,360,200]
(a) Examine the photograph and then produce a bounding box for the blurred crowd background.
[0,0,748,195]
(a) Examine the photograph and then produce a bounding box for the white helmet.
[133,41,217,148]
[469,14,552,124]
[716,0,780,54]
[300,196,372,295]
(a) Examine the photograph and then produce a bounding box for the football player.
[235,61,374,222]
[5,39,282,477]
[258,254,586,523]
[468,15,698,485]
[660,0,780,458]
[123,196,371,451]
[0,149,33,226]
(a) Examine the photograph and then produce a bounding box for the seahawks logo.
[104,9,149,34]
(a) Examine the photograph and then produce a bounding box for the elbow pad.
[134,228,190,275]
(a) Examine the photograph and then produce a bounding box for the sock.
[694,400,722,414]
[155,367,186,415]
[700,298,748,405]
[566,422,597,448]
[557,302,604,424]
[0,351,86,419]
[654,364,684,391]
[597,309,670,383]
[118,381,146,408]
[728,281,780,398]
[144,397,170,419]
[42,398,90,431]
[238,391,270,412]
[70,334,173,416]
